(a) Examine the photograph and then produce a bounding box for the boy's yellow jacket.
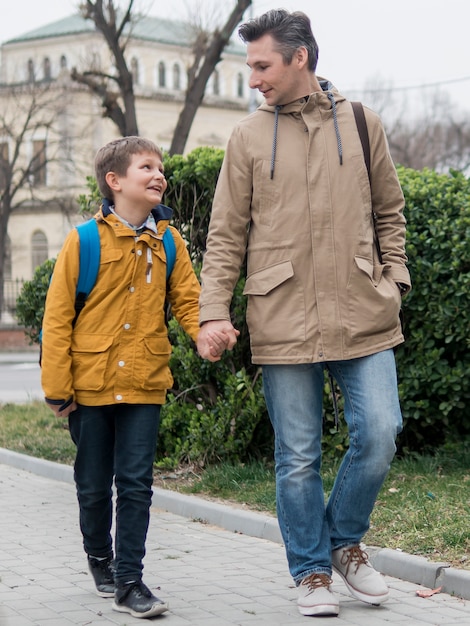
[41,206,201,406]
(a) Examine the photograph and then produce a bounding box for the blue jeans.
[68,404,160,584]
[262,349,402,584]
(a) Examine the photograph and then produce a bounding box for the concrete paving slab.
[1,453,470,625]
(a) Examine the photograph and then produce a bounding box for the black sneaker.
[112,580,169,618]
[87,555,115,598]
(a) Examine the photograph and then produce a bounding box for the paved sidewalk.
[1,459,470,625]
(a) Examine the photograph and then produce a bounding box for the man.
[197,9,410,618]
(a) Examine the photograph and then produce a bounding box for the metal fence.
[1,278,24,322]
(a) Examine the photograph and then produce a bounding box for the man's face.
[246,33,308,106]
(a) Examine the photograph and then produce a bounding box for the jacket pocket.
[346,256,401,342]
[71,333,114,391]
[142,336,173,390]
[243,260,294,295]
[243,260,306,346]
[93,248,124,294]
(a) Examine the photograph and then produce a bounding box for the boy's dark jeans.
[69,403,161,584]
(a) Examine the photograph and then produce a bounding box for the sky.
[1,0,470,113]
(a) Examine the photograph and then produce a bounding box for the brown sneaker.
[297,573,339,617]
[332,545,389,605]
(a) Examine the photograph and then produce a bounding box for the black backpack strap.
[351,101,382,264]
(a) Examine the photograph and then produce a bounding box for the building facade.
[0,12,252,314]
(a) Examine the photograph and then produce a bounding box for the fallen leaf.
[416,586,442,598]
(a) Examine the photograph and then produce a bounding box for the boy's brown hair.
[95,136,163,200]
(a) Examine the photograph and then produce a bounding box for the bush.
[16,258,56,344]
[163,146,224,265]
[395,167,470,451]
[16,152,470,463]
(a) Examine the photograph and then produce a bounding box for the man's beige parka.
[199,83,411,364]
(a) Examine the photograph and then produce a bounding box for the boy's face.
[107,151,168,212]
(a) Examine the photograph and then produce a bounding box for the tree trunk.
[169,0,252,155]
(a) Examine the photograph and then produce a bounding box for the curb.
[1,447,469,600]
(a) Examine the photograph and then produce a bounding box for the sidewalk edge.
[1,447,468,600]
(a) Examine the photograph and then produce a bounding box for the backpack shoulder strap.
[351,101,383,263]
[162,227,176,281]
[73,219,100,325]
[351,101,371,183]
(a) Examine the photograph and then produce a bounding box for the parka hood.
[257,77,346,178]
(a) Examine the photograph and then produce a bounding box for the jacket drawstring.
[327,92,343,166]
[270,94,344,179]
[270,105,281,179]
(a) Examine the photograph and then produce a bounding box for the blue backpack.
[71,218,176,326]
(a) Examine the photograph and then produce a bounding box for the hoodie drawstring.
[327,92,343,166]
[269,94,344,180]
[270,105,281,179]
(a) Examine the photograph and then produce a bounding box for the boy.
[41,136,227,618]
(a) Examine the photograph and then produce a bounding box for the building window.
[0,142,8,190]
[31,140,47,187]
[91,52,101,71]
[60,55,68,69]
[27,59,35,82]
[237,73,244,98]
[43,57,52,81]
[131,57,139,85]
[31,230,48,273]
[172,63,181,90]
[212,69,220,96]
[158,62,166,88]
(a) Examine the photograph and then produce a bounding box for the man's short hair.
[238,9,319,72]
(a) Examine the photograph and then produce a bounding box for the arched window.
[27,59,35,82]
[212,69,220,96]
[43,57,51,81]
[31,230,48,273]
[237,73,244,98]
[60,55,68,69]
[172,63,181,90]
[131,57,139,85]
[91,52,101,71]
[31,140,47,187]
[158,61,166,88]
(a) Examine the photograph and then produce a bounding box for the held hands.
[197,320,240,362]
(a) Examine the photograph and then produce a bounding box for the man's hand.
[46,398,77,418]
[197,320,240,362]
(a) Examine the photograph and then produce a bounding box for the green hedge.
[395,167,470,451]
[16,149,470,464]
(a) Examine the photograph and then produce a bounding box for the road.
[0,352,42,404]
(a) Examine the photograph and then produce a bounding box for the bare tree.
[353,78,470,172]
[385,91,470,171]
[169,0,252,155]
[72,0,138,136]
[72,0,252,153]
[0,82,70,317]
